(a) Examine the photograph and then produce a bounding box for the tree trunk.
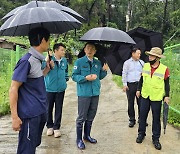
[162,0,168,34]
[142,0,149,15]
[108,0,111,22]
[126,0,131,32]
[87,0,97,26]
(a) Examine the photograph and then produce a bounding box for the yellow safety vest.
[141,63,167,101]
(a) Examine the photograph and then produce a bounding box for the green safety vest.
[141,63,167,101]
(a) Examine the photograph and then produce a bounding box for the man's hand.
[45,51,53,61]
[123,86,129,92]
[91,74,97,80]
[164,97,170,104]
[43,60,55,76]
[136,91,141,98]
[45,52,54,69]
[86,74,97,81]
[85,75,92,81]
[12,116,22,131]
[102,63,109,71]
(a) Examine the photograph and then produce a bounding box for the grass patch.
[112,75,123,88]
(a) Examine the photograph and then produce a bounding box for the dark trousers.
[76,96,99,127]
[126,82,141,122]
[46,91,65,130]
[138,97,162,141]
[17,113,46,154]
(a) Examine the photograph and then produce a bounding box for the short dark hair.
[28,27,50,46]
[84,42,96,49]
[131,47,141,54]
[53,43,66,52]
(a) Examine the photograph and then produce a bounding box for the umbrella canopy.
[0,7,81,36]
[105,43,132,75]
[163,102,169,134]
[2,0,84,22]
[80,27,136,44]
[128,27,164,62]
[105,27,164,76]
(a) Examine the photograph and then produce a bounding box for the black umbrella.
[128,27,164,62]
[105,43,132,75]
[0,7,81,36]
[105,27,164,76]
[2,0,85,22]
[79,27,135,65]
[80,27,136,44]
[163,102,169,134]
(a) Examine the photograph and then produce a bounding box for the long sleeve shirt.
[122,57,144,86]
[42,56,69,92]
[72,56,107,97]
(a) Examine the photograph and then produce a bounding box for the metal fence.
[0,46,27,115]
[162,44,180,123]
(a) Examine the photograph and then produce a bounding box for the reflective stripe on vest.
[141,63,167,101]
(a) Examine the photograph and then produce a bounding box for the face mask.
[149,58,157,65]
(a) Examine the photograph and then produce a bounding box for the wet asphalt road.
[0,72,180,154]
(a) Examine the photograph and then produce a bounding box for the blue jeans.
[17,113,46,154]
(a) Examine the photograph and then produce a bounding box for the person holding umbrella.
[136,47,170,150]
[43,43,69,138]
[72,43,108,150]
[9,27,51,154]
[1,2,82,153]
[122,47,144,127]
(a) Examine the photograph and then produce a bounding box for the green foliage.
[107,22,118,29]
[158,47,180,127]
[68,57,78,77]
[0,0,29,25]
[0,48,27,116]
[0,0,14,19]
[112,75,123,88]
[168,110,180,127]
[161,47,180,114]
[51,32,84,56]
[0,49,12,116]
[0,93,9,115]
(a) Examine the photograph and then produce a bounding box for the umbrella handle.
[48,50,53,70]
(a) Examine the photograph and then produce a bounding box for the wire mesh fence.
[0,47,27,115]
[162,44,180,126]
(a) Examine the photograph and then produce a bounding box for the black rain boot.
[153,139,162,150]
[76,124,85,150]
[83,121,97,144]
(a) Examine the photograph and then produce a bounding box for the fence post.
[16,45,20,63]
[11,50,14,74]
